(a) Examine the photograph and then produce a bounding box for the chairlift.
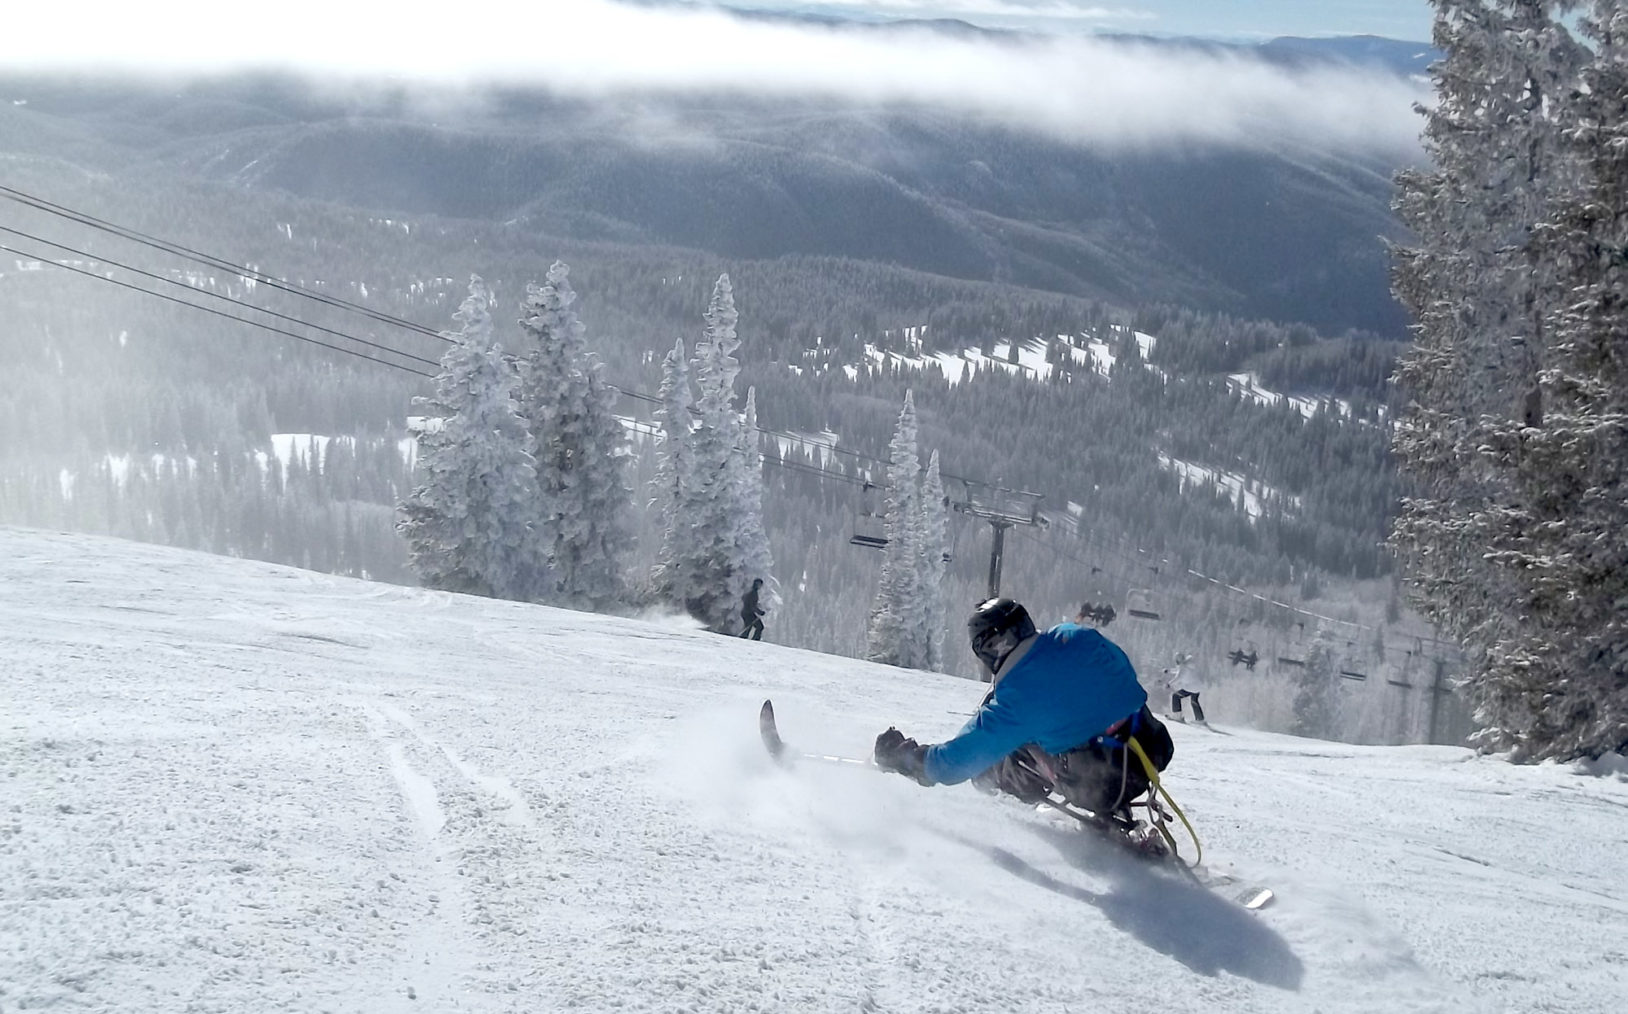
[1384,642,1418,688]
[849,481,887,549]
[1075,600,1118,627]
[1227,618,1259,670]
[1275,621,1308,668]
[1125,589,1162,621]
[848,480,952,561]
[1337,639,1369,681]
[1228,647,1260,670]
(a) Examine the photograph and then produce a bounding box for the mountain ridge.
[0,62,1415,335]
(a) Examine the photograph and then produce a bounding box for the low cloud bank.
[2,0,1426,152]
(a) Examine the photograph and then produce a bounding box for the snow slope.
[4,527,1625,1013]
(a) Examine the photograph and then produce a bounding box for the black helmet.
[968,597,1036,674]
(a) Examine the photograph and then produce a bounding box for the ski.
[1238,886,1276,910]
[758,698,786,760]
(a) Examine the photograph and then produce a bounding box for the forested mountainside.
[0,64,1411,336]
[0,158,1398,562]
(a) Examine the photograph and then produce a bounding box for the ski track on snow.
[358,702,478,1010]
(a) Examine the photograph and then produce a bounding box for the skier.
[1161,651,1207,725]
[738,578,765,640]
[872,597,1173,822]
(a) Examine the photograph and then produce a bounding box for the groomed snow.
[3,527,1625,1013]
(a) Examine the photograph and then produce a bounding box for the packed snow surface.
[4,528,1626,1013]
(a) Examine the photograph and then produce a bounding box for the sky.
[5,524,1626,1013]
[724,1,1434,40]
[0,0,1431,153]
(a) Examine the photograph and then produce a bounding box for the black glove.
[874,728,931,785]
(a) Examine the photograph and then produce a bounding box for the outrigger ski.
[758,699,1274,910]
[759,699,869,767]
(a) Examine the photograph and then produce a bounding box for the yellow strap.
[1128,738,1203,870]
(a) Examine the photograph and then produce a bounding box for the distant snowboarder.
[739,578,765,640]
[1162,651,1207,724]
[871,598,1173,823]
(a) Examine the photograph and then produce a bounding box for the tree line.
[1389,0,1627,762]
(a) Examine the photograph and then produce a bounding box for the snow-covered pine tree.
[918,449,949,671]
[674,274,773,629]
[1461,2,1628,761]
[515,261,636,611]
[398,276,540,599]
[729,386,777,617]
[1390,1,1598,757]
[649,337,698,604]
[867,391,926,668]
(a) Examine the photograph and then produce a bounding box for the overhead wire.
[0,224,442,371]
[0,183,447,342]
[0,240,436,379]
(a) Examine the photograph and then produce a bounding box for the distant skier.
[871,598,1173,823]
[739,578,765,640]
[1162,651,1207,724]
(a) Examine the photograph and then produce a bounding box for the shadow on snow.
[937,822,1304,991]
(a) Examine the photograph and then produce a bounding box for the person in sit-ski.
[871,597,1174,824]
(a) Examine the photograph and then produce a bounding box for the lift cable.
[0,240,436,379]
[0,183,447,343]
[0,224,441,371]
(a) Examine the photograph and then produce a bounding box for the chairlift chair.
[1275,621,1308,668]
[848,481,952,561]
[1125,588,1162,621]
[1338,638,1370,681]
[1385,644,1418,688]
[849,481,888,549]
[1075,600,1118,627]
[1227,619,1259,670]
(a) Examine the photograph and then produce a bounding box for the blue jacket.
[923,624,1148,785]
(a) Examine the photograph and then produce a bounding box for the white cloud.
[759,1,1157,20]
[1,0,1425,152]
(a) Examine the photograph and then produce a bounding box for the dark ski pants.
[974,707,1175,817]
[740,615,763,640]
[1171,690,1205,723]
